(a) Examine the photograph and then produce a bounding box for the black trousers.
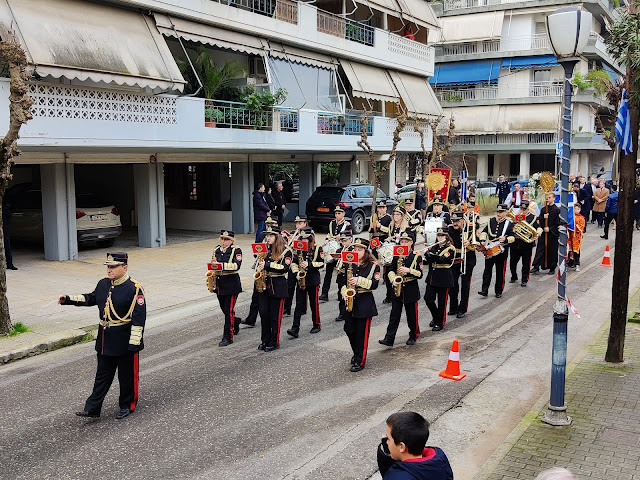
[568,251,581,267]
[450,264,461,313]
[292,284,320,330]
[509,248,533,283]
[337,287,347,320]
[85,352,139,414]
[532,235,558,271]
[244,285,259,325]
[482,253,508,295]
[424,285,448,327]
[344,316,372,367]
[458,267,474,314]
[384,266,393,301]
[284,273,298,314]
[321,262,336,296]
[604,213,617,238]
[218,294,238,341]
[258,294,285,348]
[385,298,419,342]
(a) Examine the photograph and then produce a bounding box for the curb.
[0,328,92,364]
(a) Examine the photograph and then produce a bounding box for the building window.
[533,69,551,83]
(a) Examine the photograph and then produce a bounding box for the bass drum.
[377,242,396,266]
[322,240,340,263]
[424,217,444,244]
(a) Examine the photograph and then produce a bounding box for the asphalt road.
[0,227,623,480]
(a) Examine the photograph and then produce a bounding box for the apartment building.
[0,0,442,260]
[430,0,625,181]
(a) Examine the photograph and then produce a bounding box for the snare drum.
[322,240,340,263]
[482,241,504,258]
[424,218,444,244]
[377,242,396,266]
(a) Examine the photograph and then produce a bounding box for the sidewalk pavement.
[477,289,640,480]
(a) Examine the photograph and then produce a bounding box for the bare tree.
[0,38,33,336]
[410,115,456,185]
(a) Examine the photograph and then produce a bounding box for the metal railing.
[435,82,562,101]
[214,0,297,24]
[436,85,498,101]
[453,133,557,145]
[317,112,373,135]
[204,99,298,131]
[316,10,374,46]
[529,81,563,97]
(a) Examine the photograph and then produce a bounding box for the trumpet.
[344,264,356,312]
[254,251,267,293]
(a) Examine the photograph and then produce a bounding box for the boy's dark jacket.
[377,444,454,480]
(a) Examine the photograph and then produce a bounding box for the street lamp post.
[542,7,592,427]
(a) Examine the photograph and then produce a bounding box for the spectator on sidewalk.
[601,184,618,240]
[377,411,453,480]
[592,179,609,228]
[447,179,460,205]
[415,181,427,220]
[496,175,510,204]
[253,184,271,242]
[271,181,286,227]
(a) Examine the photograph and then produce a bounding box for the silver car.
[470,181,497,199]
[395,183,417,202]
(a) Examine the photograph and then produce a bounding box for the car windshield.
[310,187,344,203]
[76,193,111,208]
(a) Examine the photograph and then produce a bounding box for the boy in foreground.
[377,411,453,479]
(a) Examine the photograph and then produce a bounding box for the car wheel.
[351,211,365,234]
[96,238,116,248]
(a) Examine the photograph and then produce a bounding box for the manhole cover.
[598,428,640,445]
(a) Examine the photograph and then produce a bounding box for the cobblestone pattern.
[487,324,640,480]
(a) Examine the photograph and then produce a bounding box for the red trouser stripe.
[229,294,237,340]
[361,317,372,367]
[276,298,284,346]
[130,352,139,411]
[315,285,321,327]
[527,256,532,282]
[442,289,449,326]
[465,275,472,311]
[414,302,420,338]
[501,259,507,291]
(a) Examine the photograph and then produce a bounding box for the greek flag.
[460,169,468,201]
[615,89,633,155]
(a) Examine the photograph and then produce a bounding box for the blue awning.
[501,55,559,69]
[429,60,500,86]
[602,63,622,81]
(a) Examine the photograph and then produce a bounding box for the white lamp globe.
[546,7,592,59]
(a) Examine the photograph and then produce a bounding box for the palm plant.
[177,46,247,99]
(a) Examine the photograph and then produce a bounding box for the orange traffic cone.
[601,245,612,267]
[439,340,466,381]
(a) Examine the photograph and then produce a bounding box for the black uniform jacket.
[369,213,392,241]
[512,212,542,250]
[390,224,408,243]
[387,251,423,303]
[263,247,293,298]
[213,245,242,295]
[426,211,451,225]
[343,262,380,318]
[291,244,324,287]
[328,219,351,240]
[63,275,146,356]
[335,245,353,288]
[479,217,515,247]
[537,203,561,237]
[425,243,455,288]
[406,209,423,231]
[447,224,477,271]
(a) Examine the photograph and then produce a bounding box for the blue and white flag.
[615,88,633,156]
[460,169,468,201]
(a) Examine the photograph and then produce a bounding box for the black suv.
[305,183,398,234]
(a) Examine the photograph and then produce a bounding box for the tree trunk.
[605,81,639,363]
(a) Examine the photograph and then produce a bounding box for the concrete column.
[315,161,322,187]
[298,161,318,215]
[378,154,394,195]
[570,151,579,176]
[231,161,252,234]
[134,162,166,248]
[519,152,531,180]
[476,153,489,181]
[41,163,77,261]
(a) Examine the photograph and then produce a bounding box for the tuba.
[392,255,404,297]
[506,208,538,243]
[344,264,356,312]
[254,250,267,292]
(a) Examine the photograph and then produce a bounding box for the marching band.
[205,189,550,372]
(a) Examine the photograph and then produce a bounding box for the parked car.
[395,183,417,202]
[470,180,497,198]
[6,184,122,247]
[306,183,398,234]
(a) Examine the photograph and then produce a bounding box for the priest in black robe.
[531,192,562,274]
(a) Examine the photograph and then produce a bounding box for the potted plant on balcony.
[244,87,288,130]
[204,108,224,128]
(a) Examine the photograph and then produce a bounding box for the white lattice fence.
[28,84,177,124]
[387,34,433,63]
[386,118,430,138]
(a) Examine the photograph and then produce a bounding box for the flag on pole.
[615,89,633,155]
[460,169,468,201]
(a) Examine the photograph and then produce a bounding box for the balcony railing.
[435,81,563,102]
[453,133,558,145]
[317,112,373,135]
[316,10,374,46]
[529,81,563,97]
[438,34,549,58]
[212,0,298,24]
[205,99,299,131]
[436,85,498,101]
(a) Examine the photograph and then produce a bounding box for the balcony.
[13,81,429,154]
[214,0,298,24]
[436,85,498,102]
[316,11,374,47]
[437,33,550,61]
[441,0,620,15]
[451,132,558,151]
[435,81,563,105]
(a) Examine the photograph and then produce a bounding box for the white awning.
[445,104,559,134]
[440,11,504,43]
[154,14,266,57]
[268,43,336,69]
[388,71,442,118]
[339,60,400,103]
[394,0,441,30]
[0,0,184,92]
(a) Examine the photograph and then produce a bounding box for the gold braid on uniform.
[101,276,142,328]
